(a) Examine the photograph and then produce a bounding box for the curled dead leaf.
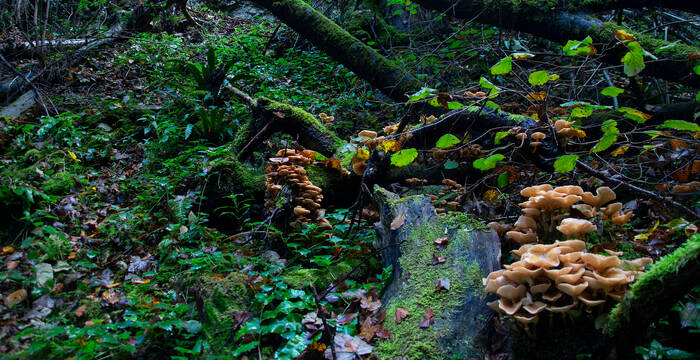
[390,214,406,230]
[394,307,409,323]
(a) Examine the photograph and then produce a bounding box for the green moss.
[282,260,357,289]
[42,172,82,195]
[344,9,408,48]
[375,202,483,359]
[595,22,700,60]
[606,235,700,336]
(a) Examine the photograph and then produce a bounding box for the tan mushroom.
[582,186,616,207]
[557,218,596,238]
[531,132,546,141]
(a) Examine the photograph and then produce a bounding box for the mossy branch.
[606,235,700,353]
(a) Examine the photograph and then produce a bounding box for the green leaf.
[408,87,437,103]
[570,106,593,118]
[497,172,510,188]
[591,132,618,153]
[601,86,624,97]
[444,160,459,169]
[563,36,596,56]
[485,101,501,111]
[436,134,461,148]
[697,90,700,102]
[473,153,504,171]
[390,148,418,167]
[553,154,579,173]
[528,71,550,86]
[490,56,512,75]
[618,107,651,123]
[621,41,645,77]
[694,63,700,75]
[662,120,700,132]
[479,77,500,98]
[494,131,510,145]
[447,101,464,110]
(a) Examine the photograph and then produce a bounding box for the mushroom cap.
[582,186,616,207]
[557,218,597,237]
[544,266,573,281]
[530,282,551,294]
[549,299,579,313]
[573,204,596,218]
[542,289,563,302]
[511,244,535,257]
[523,301,548,315]
[531,132,546,141]
[581,253,620,271]
[521,184,553,198]
[593,267,629,287]
[559,251,582,263]
[602,202,622,217]
[506,230,538,244]
[487,300,500,312]
[294,206,311,216]
[488,222,512,235]
[521,207,541,217]
[515,133,528,141]
[522,247,561,269]
[358,130,377,139]
[555,239,586,252]
[530,141,543,148]
[578,292,606,306]
[497,284,527,300]
[557,281,588,297]
[612,210,634,225]
[499,298,523,315]
[514,313,539,323]
[554,185,584,196]
[554,119,575,132]
[514,215,537,231]
[556,268,585,284]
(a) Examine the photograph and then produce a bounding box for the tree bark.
[249,0,422,102]
[414,1,700,88]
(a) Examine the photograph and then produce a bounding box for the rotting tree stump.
[372,186,503,359]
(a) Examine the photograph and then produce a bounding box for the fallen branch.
[0,54,49,117]
[576,159,699,220]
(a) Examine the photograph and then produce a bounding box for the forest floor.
[0,4,699,360]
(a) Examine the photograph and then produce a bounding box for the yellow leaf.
[1,246,14,255]
[526,91,547,101]
[573,129,586,138]
[355,147,370,161]
[614,29,636,41]
[380,139,401,152]
[611,145,629,157]
[68,151,80,162]
[482,189,499,204]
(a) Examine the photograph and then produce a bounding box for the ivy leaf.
[436,134,461,149]
[490,56,512,75]
[694,63,700,75]
[479,77,500,98]
[485,101,501,111]
[494,131,510,145]
[473,154,505,171]
[601,86,624,97]
[570,106,593,118]
[497,171,510,188]
[444,160,458,170]
[447,101,464,110]
[408,87,437,103]
[563,36,597,56]
[512,52,535,60]
[618,107,651,123]
[662,120,700,132]
[390,148,418,167]
[621,41,645,77]
[553,154,579,173]
[380,139,401,152]
[528,71,550,86]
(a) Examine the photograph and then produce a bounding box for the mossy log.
[606,235,700,356]
[250,0,422,102]
[231,95,345,158]
[373,186,502,359]
[414,1,700,87]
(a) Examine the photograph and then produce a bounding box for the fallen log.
[414,1,700,88]
[373,186,503,359]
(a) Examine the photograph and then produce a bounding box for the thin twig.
[576,160,699,220]
[0,54,50,117]
[309,283,337,360]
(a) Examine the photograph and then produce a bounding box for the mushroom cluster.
[484,240,652,324]
[554,119,586,144]
[427,179,464,215]
[506,184,633,244]
[318,113,334,127]
[265,149,330,228]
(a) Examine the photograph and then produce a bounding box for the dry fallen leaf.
[436,278,451,291]
[419,308,435,328]
[74,305,88,317]
[429,253,446,265]
[4,289,27,307]
[337,312,358,325]
[390,214,406,230]
[394,307,409,323]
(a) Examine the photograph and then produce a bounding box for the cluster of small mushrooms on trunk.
[484,184,653,325]
[265,149,331,229]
